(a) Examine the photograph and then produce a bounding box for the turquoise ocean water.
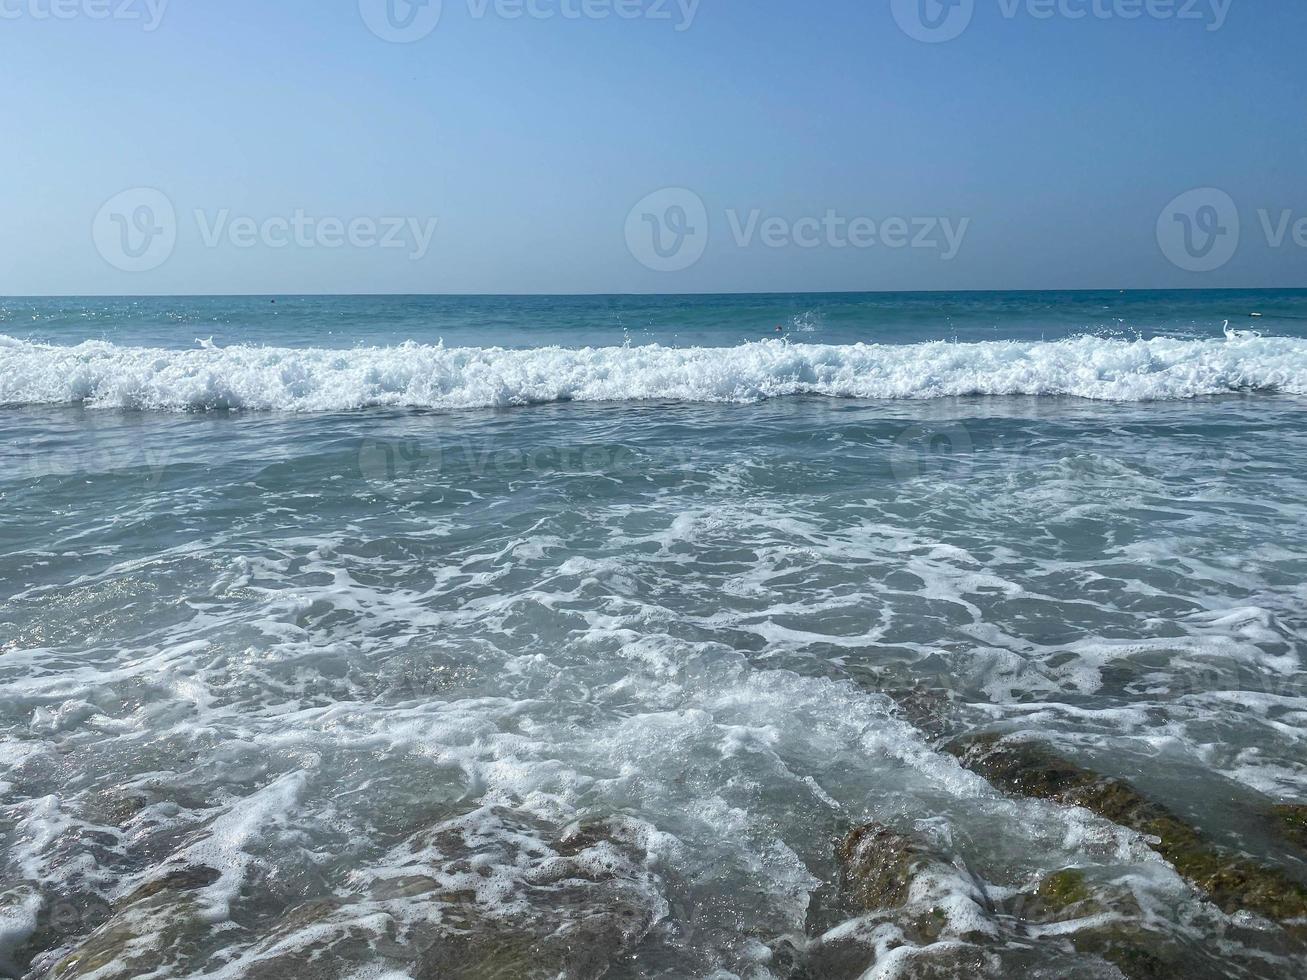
[2,291,1307,978]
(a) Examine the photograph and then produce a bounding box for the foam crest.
[2,334,1306,411]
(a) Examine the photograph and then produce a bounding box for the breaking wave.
[2,333,1305,411]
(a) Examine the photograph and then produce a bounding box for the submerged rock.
[1272,804,1307,852]
[762,937,811,980]
[203,810,666,980]
[885,684,958,740]
[403,814,663,980]
[3,892,113,979]
[1071,924,1192,980]
[808,823,1040,979]
[1007,869,1218,979]
[121,865,221,903]
[1017,867,1097,923]
[837,823,938,914]
[833,821,999,945]
[45,866,223,979]
[234,897,389,980]
[948,734,1307,924]
[807,822,1210,980]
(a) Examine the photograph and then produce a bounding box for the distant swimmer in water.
[774,324,785,335]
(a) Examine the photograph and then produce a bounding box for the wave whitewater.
[1,334,1305,411]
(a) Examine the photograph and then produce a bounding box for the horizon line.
[4,286,1307,300]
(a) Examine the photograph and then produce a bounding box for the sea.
[1,290,1306,979]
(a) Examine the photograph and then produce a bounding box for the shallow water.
[1,293,1306,978]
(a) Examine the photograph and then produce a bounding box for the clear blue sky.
[3,0,1304,294]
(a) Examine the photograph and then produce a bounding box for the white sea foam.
[5,376,1307,977]
[2,333,1306,411]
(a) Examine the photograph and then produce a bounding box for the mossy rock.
[1011,867,1102,924]
[1009,866,1156,932]
[803,934,880,980]
[804,935,1004,980]
[1036,868,1092,908]
[51,894,208,980]
[1006,875,1198,978]
[946,734,1166,829]
[88,788,151,827]
[123,865,221,903]
[1074,925,1189,980]
[948,734,1307,923]
[49,866,227,978]
[887,684,957,739]
[412,931,567,980]
[1272,804,1307,851]
[18,872,219,977]
[837,823,935,913]
[402,816,662,980]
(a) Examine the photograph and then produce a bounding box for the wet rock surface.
[35,809,665,980]
[836,823,937,914]
[794,818,1299,980]
[18,761,1305,980]
[44,869,219,980]
[791,823,1101,979]
[947,733,1307,925]
[1272,804,1307,853]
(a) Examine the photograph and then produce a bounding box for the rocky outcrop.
[798,823,1106,979]
[1272,804,1307,852]
[947,734,1307,924]
[39,808,667,980]
[46,866,222,979]
[815,817,1285,980]
[836,823,938,914]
